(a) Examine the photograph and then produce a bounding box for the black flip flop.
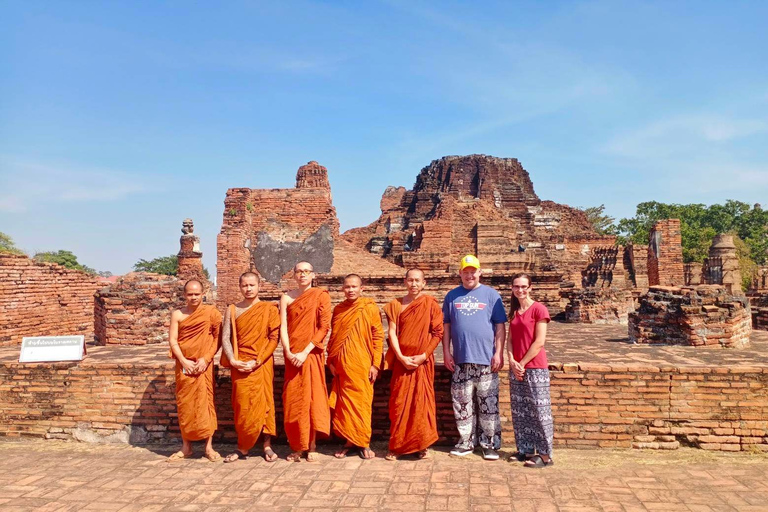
[524,455,554,468]
[510,451,530,462]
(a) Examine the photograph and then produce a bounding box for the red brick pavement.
[0,440,767,511]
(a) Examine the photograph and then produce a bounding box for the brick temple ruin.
[2,154,768,453]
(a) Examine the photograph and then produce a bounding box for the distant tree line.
[581,200,768,291]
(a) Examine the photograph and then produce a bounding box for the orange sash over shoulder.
[384,295,443,454]
[173,304,222,441]
[327,298,384,447]
[282,287,332,452]
[231,301,280,453]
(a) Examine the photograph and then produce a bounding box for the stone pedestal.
[629,285,751,347]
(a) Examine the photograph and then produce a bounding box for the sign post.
[19,336,86,363]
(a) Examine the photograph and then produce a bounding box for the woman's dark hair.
[509,273,532,316]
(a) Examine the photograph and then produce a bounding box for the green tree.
[579,205,618,236]
[134,255,179,275]
[617,201,716,262]
[0,231,25,255]
[33,250,96,274]
[134,254,210,280]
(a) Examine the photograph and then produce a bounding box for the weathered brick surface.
[93,273,185,345]
[217,161,351,308]
[341,155,612,283]
[544,363,768,451]
[629,285,752,347]
[648,219,684,287]
[563,288,636,325]
[2,359,765,452]
[0,254,102,346]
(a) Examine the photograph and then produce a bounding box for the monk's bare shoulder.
[280,292,295,309]
[170,309,184,322]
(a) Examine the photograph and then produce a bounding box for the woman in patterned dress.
[507,273,554,467]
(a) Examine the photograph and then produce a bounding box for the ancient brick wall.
[629,285,752,347]
[93,273,184,345]
[217,162,340,308]
[627,243,649,290]
[647,219,684,287]
[563,288,636,325]
[3,360,765,452]
[544,363,768,451]
[0,254,102,346]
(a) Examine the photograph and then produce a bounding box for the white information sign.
[19,336,86,363]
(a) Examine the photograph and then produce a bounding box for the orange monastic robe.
[173,304,222,441]
[283,287,333,452]
[327,298,384,447]
[231,301,280,453]
[384,295,444,455]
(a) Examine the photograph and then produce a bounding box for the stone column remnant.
[177,218,205,283]
[704,234,742,295]
[647,219,684,287]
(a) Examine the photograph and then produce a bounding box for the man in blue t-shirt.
[442,255,507,460]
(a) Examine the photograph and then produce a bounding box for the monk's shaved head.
[405,268,425,280]
[344,273,363,286]
[239,271,260,285]
[184,279,204,293]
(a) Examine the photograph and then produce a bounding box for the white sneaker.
[449,447,473,457]
[482,448,499,460]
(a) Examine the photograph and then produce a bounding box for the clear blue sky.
[2,1,767,276]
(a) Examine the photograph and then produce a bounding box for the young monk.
[384,268,444,461]
[167,279,222,462]
[280,261,332,462]
[327,274,384,460]
[221,272,280,463]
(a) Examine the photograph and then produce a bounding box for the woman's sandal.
[510,451,531,462]
[524,455,554,468]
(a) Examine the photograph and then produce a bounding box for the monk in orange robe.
[221,272,280,463]
[280,261,332,462]
[327,274,384,459]
[167,279,222,462]
[384,268,444,460]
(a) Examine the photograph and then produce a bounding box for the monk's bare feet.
[263,447,278,462]
[417,449,431,460]
[223,450,248,463]
[385,452,397,461]
[335,443,355,459]
[306,451,319,462]
[204,450,222,462]
[167,450,192,462]
[360,447,375,459]
[286,452,302,462]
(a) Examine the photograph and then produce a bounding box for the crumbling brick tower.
[647,219,684,287]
